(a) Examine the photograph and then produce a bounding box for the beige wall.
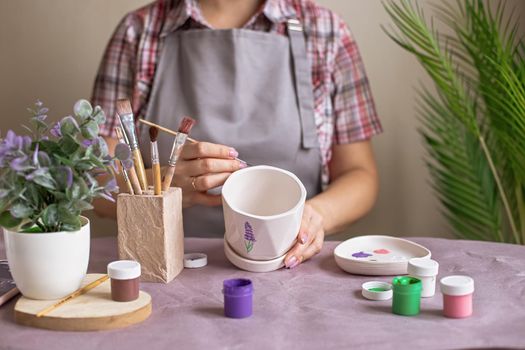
[1,1,523,239]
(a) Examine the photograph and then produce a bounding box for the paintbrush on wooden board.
[162,117,196,191]
[36,275,109,318]
[115,126,142,195]
[149,126,162,195]
[116,99,148,192]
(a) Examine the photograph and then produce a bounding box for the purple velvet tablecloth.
[1,236,524,350]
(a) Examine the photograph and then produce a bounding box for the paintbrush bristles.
[116,99,133,116]
[178,116,196,134]
[149,126,159,142]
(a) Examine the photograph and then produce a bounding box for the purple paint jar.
[222,278,253,319]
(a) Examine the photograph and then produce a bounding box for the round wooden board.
[14,274,152,331]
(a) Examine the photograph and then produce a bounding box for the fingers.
[177,141,244,208]
[181,142,238,160]
[284,205,324,269]
[180,158,246,177]
[190,172,231,192]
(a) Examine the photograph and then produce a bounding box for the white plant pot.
[3,216,90,300]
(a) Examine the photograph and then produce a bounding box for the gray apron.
[142,19,322,237]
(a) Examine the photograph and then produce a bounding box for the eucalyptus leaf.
[92,106,106,124]
[10,202,33,218]
[75,160,96,171]
[42,204,58,229]
[60,116,80,136]
[20,225,43,233]
[61,222,82,231]
[39,139,63,155]
[73,99,93,121]
[32,173,56,190]
[74,200,93,211]
[81,121,99,140]
[0,211,22,229]
[97,137,109,157]
[57,205,80,224]
[59,134,80,155]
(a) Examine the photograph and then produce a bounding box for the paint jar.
[392,276,422,316]
[223,278,253,318]
[362,281,393,301]
[407,258,439,298]
[440,275,474,318]
[107,260,141,302]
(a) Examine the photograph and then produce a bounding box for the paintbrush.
[113,126,134,195]
[36,275,109,317]
[149,126,162,195]
[116,99,148,191]
[115,126,142,195]
[162,116,196,191]
[139,118,250,165]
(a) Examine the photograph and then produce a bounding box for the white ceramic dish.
[334,235,431,276]
[224,236,285,273]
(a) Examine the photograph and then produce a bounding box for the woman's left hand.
[284,202,325,269]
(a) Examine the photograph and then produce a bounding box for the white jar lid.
[184,253,208,268]
[440,275,474,296]
[361,281,393,301]
[107,260,141,280]
[408,257,439,277]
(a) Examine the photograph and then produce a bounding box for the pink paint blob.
[373,249,390,254]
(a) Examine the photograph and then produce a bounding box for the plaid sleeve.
[331,18,382,144]
[91,13,141,138]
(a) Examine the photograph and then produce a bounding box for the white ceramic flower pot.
[222,165,306,261]
[3,217,90,300]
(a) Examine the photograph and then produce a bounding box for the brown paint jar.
[107,260,141,302]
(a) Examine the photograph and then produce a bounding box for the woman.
[92,0,382,269]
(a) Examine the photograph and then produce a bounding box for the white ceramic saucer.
[224,236,285,273]
[334,235,431,275]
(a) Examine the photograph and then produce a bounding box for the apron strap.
[287,19,319,149]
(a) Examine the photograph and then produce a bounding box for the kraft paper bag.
[117,187,184,283]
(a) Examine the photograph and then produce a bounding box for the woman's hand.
[174,142,246,208]
[284,202,325,269]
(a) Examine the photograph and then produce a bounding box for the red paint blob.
[373,249,390,254]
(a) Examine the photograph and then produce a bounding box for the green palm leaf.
[383,0,525,244]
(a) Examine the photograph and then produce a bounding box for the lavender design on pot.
[244,222,256,253]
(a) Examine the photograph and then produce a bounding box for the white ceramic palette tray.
[334,235,431,275]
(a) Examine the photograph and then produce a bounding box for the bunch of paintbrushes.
[115,99,196,195]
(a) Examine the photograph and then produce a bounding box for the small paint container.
[107,260,141,302]
[223,278,253,319]
[392,276,422,316]
[407,258,439,298]
[361,281,393,301]
[440,275,474,318]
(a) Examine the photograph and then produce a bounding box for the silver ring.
[191,176,197,191]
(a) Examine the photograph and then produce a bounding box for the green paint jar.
[392,276,422,316]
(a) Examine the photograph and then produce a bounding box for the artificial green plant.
[383,0,525,244]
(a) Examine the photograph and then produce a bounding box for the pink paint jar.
[439,275,474,318]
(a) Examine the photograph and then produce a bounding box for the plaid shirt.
[92,0,382,186]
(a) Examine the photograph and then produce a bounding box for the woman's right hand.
[173,142,246,208]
